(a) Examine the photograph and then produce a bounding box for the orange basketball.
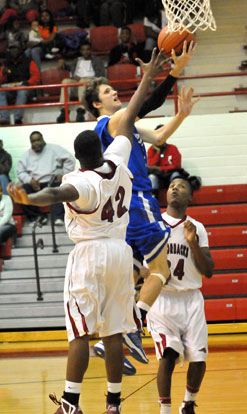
[158,26,196,57]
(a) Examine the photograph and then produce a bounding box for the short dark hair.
[170,171,201,194]
[81,40,91,48]
[82,77,109,119]
[121,26,131,34]
[74,130,102,163]
[30,131,43,139]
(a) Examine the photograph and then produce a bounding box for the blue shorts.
[126,191,170,272]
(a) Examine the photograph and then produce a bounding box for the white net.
[162,0,217,33]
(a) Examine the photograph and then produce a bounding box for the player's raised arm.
[7,182,79,207]
[116,48,165,144]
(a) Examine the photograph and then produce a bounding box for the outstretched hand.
[178,85,200,116]
[7,182,30,205]
[170,40,196,78]
[135,47,168,80]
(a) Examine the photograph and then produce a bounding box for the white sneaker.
[45,53,55,59]
[55,219,64,226]
[51,47,59,53]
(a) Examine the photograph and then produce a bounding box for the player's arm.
[137,41,196,119]
[115,48,165,145]
[184,220,214,278]
[137,86,200,145]
[7,182,79,206]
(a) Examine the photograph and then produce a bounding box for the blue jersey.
[95,115,170,270]
[95,116,152,192]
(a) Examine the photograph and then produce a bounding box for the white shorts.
[147,289,208,362]
[64,238,136,342]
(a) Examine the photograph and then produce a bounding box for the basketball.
[158,25,196,57]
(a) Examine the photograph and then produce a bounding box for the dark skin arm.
[7,183,79,206]
[184,220,214,278]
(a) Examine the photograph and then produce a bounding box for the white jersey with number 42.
[162,211,209,291]
[62,136,133,243]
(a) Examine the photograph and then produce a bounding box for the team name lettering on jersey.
[167,242,189,258]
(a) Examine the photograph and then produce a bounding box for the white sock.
[65,380,81,394]
[184,387,198,402]
[137,300,150,312]
[160,403,171,414]
[107,382,122,394]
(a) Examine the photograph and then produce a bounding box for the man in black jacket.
[108,26,144,67]
[0,139,12,194]
[0,41,40,125]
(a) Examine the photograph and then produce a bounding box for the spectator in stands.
[143,1,167,61]
[0,41,40,125]
[16,131,75,225]
[56,41,105,123]
[108,26,144,67]
[148,124,184,197]
[56,0,90,28]
[25,19,42,71]
[0,1,17,28]
[2,0,42,24]
[5,17,27,50]
[0,139,12,194]
[0,183,16,247]
[38,8,63,59]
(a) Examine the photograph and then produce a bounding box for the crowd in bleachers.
[0,0,170,124]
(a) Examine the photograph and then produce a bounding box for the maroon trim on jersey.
[79,159,117,179]
[66,201,99,215]
[67,301,79,338]
[163,215,187,228]
[133,307,142,331]
[156,333,167,358]
[76,301,89,334]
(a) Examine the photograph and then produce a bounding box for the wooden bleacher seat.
[127,23,146,44]
[0,238,13,260]
[207,225,247,247]
[211,248,247,271]
[161,204,247,226]
[201,273,247,297]
[90,26,118,56]
[204,298,247,321]
[158,184,247,207]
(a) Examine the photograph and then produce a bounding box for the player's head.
[167,172,201,209]
[74,130,104,168]
[83,77,122,118]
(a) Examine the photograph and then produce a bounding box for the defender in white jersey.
[7,48,166,414]
[147,175,214,414]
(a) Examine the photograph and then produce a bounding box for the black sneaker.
[15,118,23,125]
[57,108,69,123]
[76,107,86,122]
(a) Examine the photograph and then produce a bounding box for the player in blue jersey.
[83,42,200,368]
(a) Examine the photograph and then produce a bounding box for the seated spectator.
[143,1,167,61]
[0,139,12,194]
[0,41,40,125]
[0,183,16,249]
[25,19,42,71]
[108,26,144,67]
[38,9,64,59]
[16,131,75,225]
[147,124,184,197]
[56,0,90,28]
[0,1,17,28]
[0,0,42,25]
[56,41,105,123]
[5,17,27,50]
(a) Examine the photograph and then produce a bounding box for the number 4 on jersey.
[167,258,185,280]
[101,186,127,223]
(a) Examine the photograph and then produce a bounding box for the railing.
[0,71,246,123]
[32,217,44,301]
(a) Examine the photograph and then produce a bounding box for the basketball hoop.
[162,0,217,33]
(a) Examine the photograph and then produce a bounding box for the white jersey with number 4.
[61,135,133,243]
[162,211,209,291]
